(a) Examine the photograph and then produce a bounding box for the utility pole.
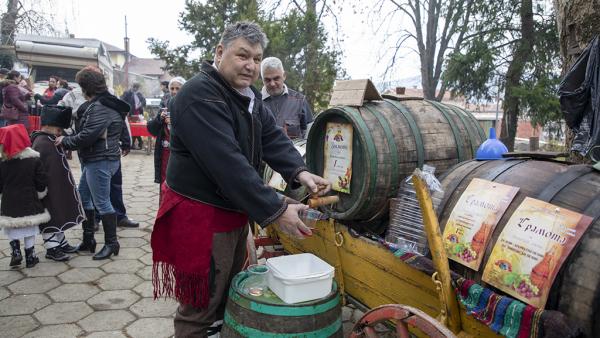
[124,15,130,88]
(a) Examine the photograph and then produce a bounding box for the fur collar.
[12,147,39,160]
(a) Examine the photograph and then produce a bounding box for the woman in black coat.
[147,77,185,198]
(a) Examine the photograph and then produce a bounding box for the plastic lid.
[476,127,508,160]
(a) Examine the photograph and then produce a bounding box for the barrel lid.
[230,271,337,306]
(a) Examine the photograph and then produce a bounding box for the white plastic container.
[266,253,334,304]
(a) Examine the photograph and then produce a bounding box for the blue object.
[476,127,508,160]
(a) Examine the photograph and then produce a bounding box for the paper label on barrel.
[482,197,593,308]
[323,122,353,194]
[443,178,519,271]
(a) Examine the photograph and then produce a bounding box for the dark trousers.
[174,225,249,337]
[132,136,143,148]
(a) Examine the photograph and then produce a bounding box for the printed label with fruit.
[442,178,519,270]
[482,197,593,308]
[323,122,353,194]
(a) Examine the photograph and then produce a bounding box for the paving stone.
[342,306,353,321]
[0,294,51,316]
[136,266,153,280]
[101,259,144,274]
[7,276,60,294]
[126,317,174,338]
[47,283,101,302]
[0,256,17,270]
[58,267,106,283]
[67,256,109,268]
[88,290,140,310]
[0,315,38,337]
[78,309,136,332]
[130,297,178,317]
[85,331,129,338]
[140,244,152,253]
[117,229,147,238]
[138,252,153,265]
[118,237,147,248]
[110,247,145,260]
[97,273,143,290]
[133,280,153,298]
[343,321,355,337]
[0,270,24,286]
[34,301,93,324]
[22,262,69,277]
[351,309,365,323]
[0,286,9,301]
[21,324,82,338]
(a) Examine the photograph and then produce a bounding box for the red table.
[130,122,153,138]
[28,115,41,134]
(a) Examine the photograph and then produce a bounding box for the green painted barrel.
[263,139,308,202]
[221,271,343,337]
[306,96,485,226]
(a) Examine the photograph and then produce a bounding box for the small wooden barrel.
[221,271,343,337]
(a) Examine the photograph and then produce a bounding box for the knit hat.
[0,124,31,159]
[41,105,72,129]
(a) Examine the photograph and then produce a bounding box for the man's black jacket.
[167,62,306,226]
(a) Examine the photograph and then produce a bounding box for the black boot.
[78,209,97,253]
[45,247,70,261]
[25,247,39,268]
[9,240,22,267]
[93,213,120,260]
[60,241,79,254]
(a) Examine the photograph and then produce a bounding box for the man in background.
[261,57,313,139]
[121,82,146,149]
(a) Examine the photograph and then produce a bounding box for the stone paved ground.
[0,151,367,338]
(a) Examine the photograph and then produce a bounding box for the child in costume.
[0,124,49,268]
[31,105,85,261]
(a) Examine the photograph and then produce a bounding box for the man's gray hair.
[260,57,284,79]
[220,21,269,50]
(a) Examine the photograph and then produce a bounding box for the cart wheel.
[349,304,456,338]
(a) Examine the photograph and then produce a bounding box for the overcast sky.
[47,0,421,84]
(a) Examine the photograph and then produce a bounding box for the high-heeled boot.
[93,213,120,260]
[25,246,39,268]
[78,209,97,253]
[9,240,22,267]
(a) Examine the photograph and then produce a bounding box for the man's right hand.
[275,203,312,239]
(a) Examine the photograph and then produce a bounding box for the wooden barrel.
[263,139,307,201]
[221,271,343,337]
[307,97,485,223]
[437,159,600,336]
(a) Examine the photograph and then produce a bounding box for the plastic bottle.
[386,165,443,256]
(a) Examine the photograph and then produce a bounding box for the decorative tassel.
[153,261,210,308]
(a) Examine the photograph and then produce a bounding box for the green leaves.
[146,0,342,111]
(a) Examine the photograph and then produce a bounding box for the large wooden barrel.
[307,97,485,223]
[437,159,600,336]
[222,271,343,337]
[263,139,307,201]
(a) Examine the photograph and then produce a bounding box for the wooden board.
[274,222,502,338]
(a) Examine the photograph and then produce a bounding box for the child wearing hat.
[31,105,85,261]
[0,124,49,268]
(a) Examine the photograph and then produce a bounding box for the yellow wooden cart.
[254,173,495,337]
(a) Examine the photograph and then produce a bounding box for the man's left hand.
[296,171,331,196]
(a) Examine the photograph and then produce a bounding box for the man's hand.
[296,171,331,196]
[275,203,312,239]
[54,136,64,146]
[121,148,130,157]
